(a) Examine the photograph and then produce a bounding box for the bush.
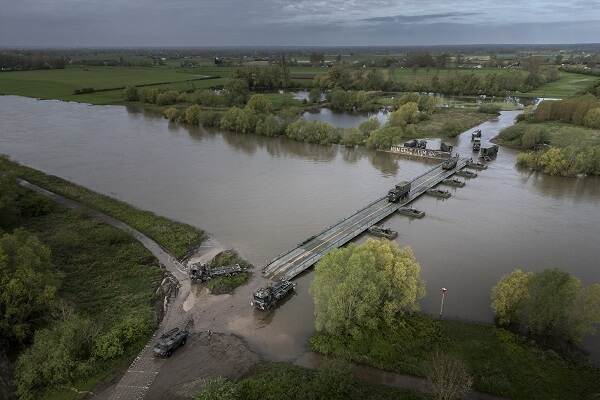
[246,94,273,114]
[220,107,257,134]
[124,86,139,101]
[199,110,222,128]
[156,90,179,106]
[163,107,179,122]
[358,117,380,135]
[583,107,600,129]
[93,314,153,360]
[255,115,283,137]
[285,120,340,145]
[478,103,501,114]
[442,120,464,138]
[185,105,202,125]
[366,126,410,149]
[389,102,419,126]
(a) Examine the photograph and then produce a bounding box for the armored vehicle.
[440,142,453,153]
[404,139,418,148]
[397,207,425,218]
[473,137,481,152]
[153,327,188,357]
[368,225,398,239]
[480,145,499,160]
[387,181,411,203]
[471,129,482,141]
[251,280,296,311]
[190,263,244,282]
[441,155,459,170]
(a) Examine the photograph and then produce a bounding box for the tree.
[358,118,380,136]
[0,174,20,228]
[245,94,272,114]
[491,269,533,325]
[491,268,600,343]
[427,352,473,400]
[310,239,425,336]
[196,377,239,400]
[0,229,59,342]
[366,126,408,149]
[163,107,179,122]
[584,107,600,129]
[389,102,419,127]
[224,78,249,106]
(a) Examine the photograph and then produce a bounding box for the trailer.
[190,263,244,282]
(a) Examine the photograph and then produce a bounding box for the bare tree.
[427,352,473,400]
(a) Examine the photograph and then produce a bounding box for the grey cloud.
[361,12,481,24]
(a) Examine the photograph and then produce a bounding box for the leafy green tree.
[220,107,257,134]
[224,78,249,106]
[245,94,272,114]
[358,117,380,136]
[491,268,600,343]
[0,229,59,342]
[491,269,534,325]
[388,102,419,127]
[197,377,239,400]
[366,126,407,149]
[310,239,425,336]
[123,86,139,101]
[255,115,282,137]
[285,120,340,145]
[15,314,96,400]
[0,174,21,228]
[520,126,546,149]
[93,314,152,360]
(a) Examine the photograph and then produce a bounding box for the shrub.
[124,86,139,101]
[478,103,501,114]
[442,120,464,138]
[285,120,340,145]
[93,314,153,360]
[184,105,202,125]
[156,90,179,106]
[583,107,600,129]
[358,118,381,135]
[163,107,179,122]
[255,115,283,137]
[198,111,222,128]
[245,94,273,114]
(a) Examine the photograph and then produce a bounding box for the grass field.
[497,121,600,149]
[310,315,600,400]
[414,109,493,138]
[0,157,205,258]
[386,67,515,83]
[523,71,599,99]
[0,65,223,104]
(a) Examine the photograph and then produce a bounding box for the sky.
[1,0,600,47]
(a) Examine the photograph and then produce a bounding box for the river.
[0,95,599,361]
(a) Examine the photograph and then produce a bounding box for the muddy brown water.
[1,95,599,363]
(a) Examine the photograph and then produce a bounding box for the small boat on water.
[441,178,465,187]
[455,170,478,178]
[397,207,425,218]
[426,189,451,199]
[466,161,487,170]
[368,225,398,240]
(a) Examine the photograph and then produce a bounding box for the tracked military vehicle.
[441,154,459,170]
[153,327,188,357]
[368,225,398,239]
[471,129,482,141]
[189,263,244,282]
[388,181,411,203]
[251,280,296,311]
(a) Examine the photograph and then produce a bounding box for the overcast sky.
[1,0,599,47]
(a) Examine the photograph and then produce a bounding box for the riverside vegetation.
[307,239,600,400]
[0,171,163,400]
[497,95,600,176]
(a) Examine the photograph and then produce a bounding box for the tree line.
[0,52,66,71]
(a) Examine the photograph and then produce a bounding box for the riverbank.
[310,314,600,400]
[0,156,205,258]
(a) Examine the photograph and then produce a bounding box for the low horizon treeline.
[0,52,66,71]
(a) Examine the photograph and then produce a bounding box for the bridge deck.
[263,157,470,281]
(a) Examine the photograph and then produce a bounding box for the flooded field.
[1,95,599,361]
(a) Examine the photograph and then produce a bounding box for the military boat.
[368,225,398,239]
[466,160,488,170]
[456,170,477,178]
[426,188,451,199]
[441,178,465,187]
[397,207,425,218]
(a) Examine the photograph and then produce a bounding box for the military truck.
[440,142,453,153]
[251,280,296,311]
[388,181,411,203]
[480,145,499,160]
[189,263,244,282]
[473,137,481,152]
[442,154,459,170]
[152,327,188,357]
[471,129,482,141]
